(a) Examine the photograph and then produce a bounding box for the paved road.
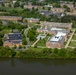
[24,25,39,48]
[24,27,31,47]
[65,29,75,48]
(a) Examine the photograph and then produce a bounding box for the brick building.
[51,8,65,13]
[24,18,40,23]
[24,5,38,9]
[61,3,74,12]
[3,32,22,47]
[0,16,22,21]
[46,32,66,48]
[37,22,72,34]
[41,22,72,29]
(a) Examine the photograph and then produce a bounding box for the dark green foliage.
[6,21,27,31]
[0,46,16,57]
[61,15,76,23]
[63,5,70,12]
[0,38,3,46]
[14,1,20,8]
[0,46,76,59]
[1,2,5,7]
[17,48,76,59]
[11,50,16,57]
[27,28,36,41]
[72,21,76,28]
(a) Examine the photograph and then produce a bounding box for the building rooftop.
[50,36,62,42]
[56,32,66,37]
[0,0,3,3]
[25,18,40,21]
[7,33,22,41]
[38,10,53,16]
[41,22,72,29]
[0,16,22,18]
[51,27,63,31]
[44,5,53,8]
[48,31,66,44]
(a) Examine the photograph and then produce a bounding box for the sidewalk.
[65,29,75,48]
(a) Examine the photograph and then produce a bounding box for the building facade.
[3,32,22,47]
[0,16,22,21]
[46,32,66,48]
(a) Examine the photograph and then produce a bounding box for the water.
[0,58,76,75]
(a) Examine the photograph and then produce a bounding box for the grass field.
[28,47,44,52]
[72,35,76,40]
[5,7,23,12]
[36,35,50,47]
[69,41,76,47]
[3,29,12,34]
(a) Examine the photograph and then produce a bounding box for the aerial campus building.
[37,22,72,34]
[46,31,67,48]
[0,16,22,21]
[37,22,72,48]
[3,31,22,47]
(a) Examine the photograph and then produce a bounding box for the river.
[0,58,76,75]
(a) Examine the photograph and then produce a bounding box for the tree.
[1,3,5,7]
[0,20,2,25]
[42,7,45,10]
[14,1,20,8]
[9,4,11,7]
[0,38,3,46]
[63,5,70,12]
[23,19,28,22]
[19,45,22,49]
[48,7,51,11]
[13,45,17,49]
[20,4,24,8]
[27,29,36,41]
[22,39,27,45]
[11,50,16,57]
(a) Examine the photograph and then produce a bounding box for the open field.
[36,35,51,47]
[69,41,76,47]
[28,47,44,52]
[72,34,76,40]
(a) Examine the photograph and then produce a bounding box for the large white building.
[46,28,67,48]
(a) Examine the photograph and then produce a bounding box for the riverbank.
[0,46,76,59]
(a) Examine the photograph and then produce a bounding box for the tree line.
[0,46,76,59]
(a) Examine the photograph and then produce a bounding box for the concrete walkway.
[31,39,39,47]
[65,29,75,48]
[24,27,31,47]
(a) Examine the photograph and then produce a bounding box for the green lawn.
[5,7,24,12]
[3,29,12,34]
[36,35,50,47]
[63,41,67,47]
[72,35,76,40]
[28,47,44,52]
[69,41,76,47]
[30,40,36,45]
